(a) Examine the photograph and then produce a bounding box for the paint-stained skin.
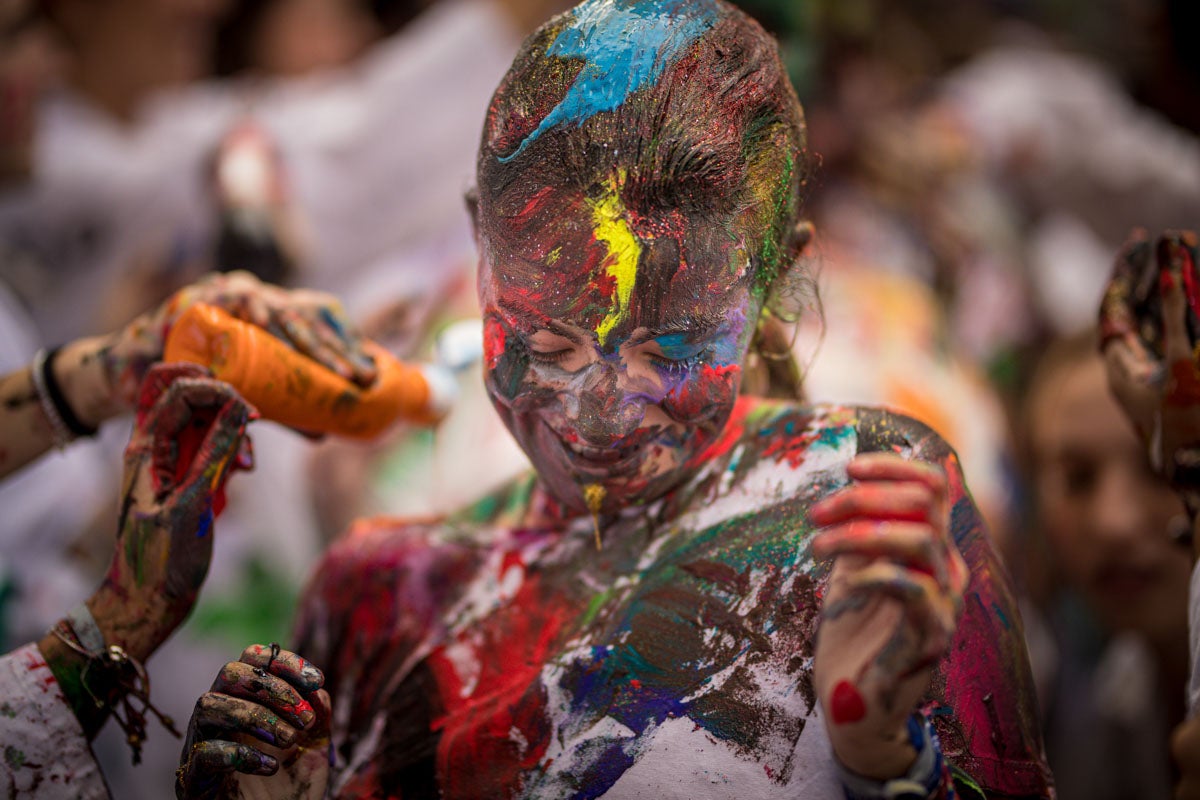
[89,363,256,662]
[291,400,1050,797]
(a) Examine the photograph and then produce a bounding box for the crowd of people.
[1,0,1199,797]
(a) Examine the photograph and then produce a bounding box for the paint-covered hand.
[90,363,255,662]
[102,270,377,411]
[176,645,331,800]
[1100,230,1200,534]
[810,453,968,779]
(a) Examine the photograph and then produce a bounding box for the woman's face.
[1029,354,1190,646]
[478,177,763,514]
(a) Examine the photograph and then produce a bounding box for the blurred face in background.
[48,0,231,118]
[1028,350,1190,647]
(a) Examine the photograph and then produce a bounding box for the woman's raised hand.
[810,453,968,779]
[103,270,378,412]
[89,362,255,662]
[1100,230,1200,544]
[176,644,331,800]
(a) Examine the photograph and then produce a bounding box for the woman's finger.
[834,560,960,649]
[312,305,377,386]
[809,481,939,528]
[1099,228,1151,347]
[147,378,250,498]
[845,454,947,498]
[1159,233,1194,369]
[191,692,301,749]
[212,660,317,730]
[812,521,946,584]
[181,739,278,778]
[173,392,254,494]
[239,644,324,695]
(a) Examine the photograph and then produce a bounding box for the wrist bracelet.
[30,348,74,449]
[51,603,180,764]
[838,714,950,800]
[39,346,99,438]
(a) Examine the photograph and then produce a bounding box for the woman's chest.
[350,507,837,798]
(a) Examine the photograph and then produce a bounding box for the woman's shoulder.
[718,396,957,469]
[309,513,490,593]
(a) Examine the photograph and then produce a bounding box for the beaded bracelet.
[51,603,180,764]
[837,714,951,800]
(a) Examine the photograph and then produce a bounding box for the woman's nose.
[573,366,647,445]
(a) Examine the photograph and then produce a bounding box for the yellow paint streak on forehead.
[590,170,642,345]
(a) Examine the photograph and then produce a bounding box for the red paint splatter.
[829,680,866,724]
[663,362,739,421]
[428,566,569,790]
[483,317,507,370]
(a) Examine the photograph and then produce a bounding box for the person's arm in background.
[1100,229,1200,795]
[0,269,376,479]
[0,363,253,795]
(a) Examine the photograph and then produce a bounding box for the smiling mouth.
[559,436,646,477]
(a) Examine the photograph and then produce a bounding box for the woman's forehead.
[482,198,753,339]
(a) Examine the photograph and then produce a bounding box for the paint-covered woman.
[177,2,1054,797]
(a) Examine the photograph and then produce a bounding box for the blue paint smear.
[197,508,214,539]
[654,332,706,361]
[499,0,719,163]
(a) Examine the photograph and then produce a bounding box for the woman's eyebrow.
[628,314,725,346]
[497,303,586,343]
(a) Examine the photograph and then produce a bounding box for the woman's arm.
[812,409,1054,799]
[0,270,375,480]
[36,364,253,746]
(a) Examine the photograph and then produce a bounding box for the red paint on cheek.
[664,363,740,420]
[830,679,866,724]
[483,317,507,370]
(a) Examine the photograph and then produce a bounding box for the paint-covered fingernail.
[300,665,324,689]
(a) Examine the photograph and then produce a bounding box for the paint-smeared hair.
[476,0,811,317]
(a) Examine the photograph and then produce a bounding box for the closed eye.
[526,329,585,369]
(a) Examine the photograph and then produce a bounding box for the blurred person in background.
[1017,329,1190,799]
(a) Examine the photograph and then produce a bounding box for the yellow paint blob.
[590,171,642,345]
[584,483,606,551]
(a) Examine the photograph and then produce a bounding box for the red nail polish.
[830,679,867,724]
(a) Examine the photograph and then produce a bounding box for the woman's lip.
[562,440,644,477]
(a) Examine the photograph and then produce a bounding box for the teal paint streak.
[500,0,720,163]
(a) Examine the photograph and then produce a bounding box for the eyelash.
[528,348,572,365]
[648,352,706,376]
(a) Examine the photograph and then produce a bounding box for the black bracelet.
[40,346,99,438]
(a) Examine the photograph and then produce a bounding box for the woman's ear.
[786,220,814,263]
[464,188,481,240]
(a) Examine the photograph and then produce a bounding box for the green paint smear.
[754,151,795,300]
[951,765,987,800]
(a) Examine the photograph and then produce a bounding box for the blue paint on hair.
[499,0,719,164]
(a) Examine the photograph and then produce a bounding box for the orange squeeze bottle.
[163,303,453,438]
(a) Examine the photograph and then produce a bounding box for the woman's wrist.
[54,335,127,428]
[38,597,180,759]
[830,720,918,781]
[835,714,952,800]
